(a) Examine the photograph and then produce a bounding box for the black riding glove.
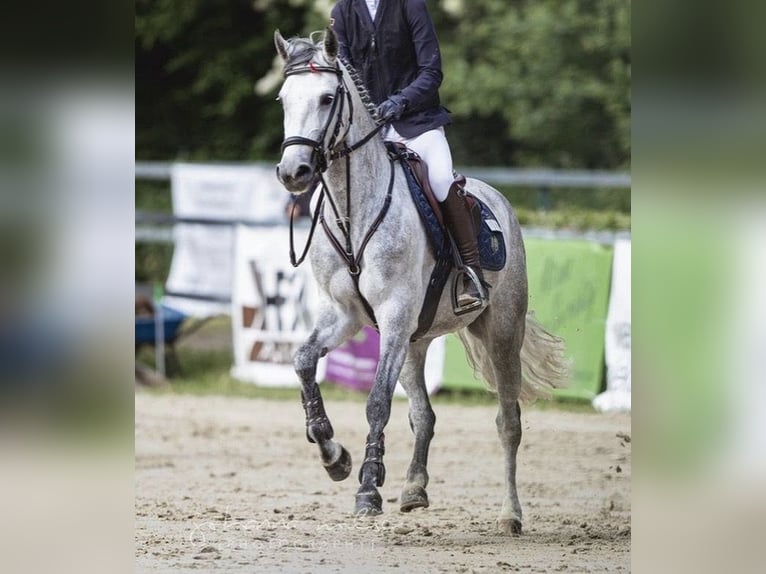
[376,94,407,122]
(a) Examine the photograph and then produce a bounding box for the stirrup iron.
[451,266,488,315]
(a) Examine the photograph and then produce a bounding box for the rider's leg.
[440,181,486,306]
[392,127,454,201]
[385,127,486,307]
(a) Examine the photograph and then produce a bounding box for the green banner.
[442,239,613,401]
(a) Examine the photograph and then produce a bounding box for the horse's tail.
[517,311,571,400]
[457,311,571,401]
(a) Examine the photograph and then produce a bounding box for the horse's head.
[274,28,347,194]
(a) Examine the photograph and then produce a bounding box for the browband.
[284,62,341,77]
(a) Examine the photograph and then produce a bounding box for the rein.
[282,60,394,327]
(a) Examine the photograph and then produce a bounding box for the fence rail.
[136,161,630,188]
[135,161,630,245]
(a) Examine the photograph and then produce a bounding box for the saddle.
[387,143,452,228]
[386,142,507,340]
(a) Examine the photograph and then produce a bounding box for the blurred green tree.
[437,0,630,168]
[136,0,630,169]
[135,0,311,160]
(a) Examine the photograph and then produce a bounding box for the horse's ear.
[274,29,289,62]
[323,26,338,62]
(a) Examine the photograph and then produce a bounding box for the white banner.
[164,224,233,317]
[230,225,323,387]
[164,163,288,317]
[593,239,631,412]
[170,162,285,223]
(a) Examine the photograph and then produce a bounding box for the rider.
[330,0,487,308]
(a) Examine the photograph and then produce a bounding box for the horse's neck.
[324,78,391,230]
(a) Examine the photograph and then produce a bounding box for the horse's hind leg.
[496,395,523,535]
[398,339,435,512]
[469,309,526,535]
[493,321,526,535]
[295,305,361,482]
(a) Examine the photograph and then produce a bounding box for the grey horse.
[274,28,569,535]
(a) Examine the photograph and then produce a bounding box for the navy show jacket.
[330,0,451,138]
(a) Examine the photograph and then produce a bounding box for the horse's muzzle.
[276,161,315,194]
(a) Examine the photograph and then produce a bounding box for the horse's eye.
[320,94,335,106]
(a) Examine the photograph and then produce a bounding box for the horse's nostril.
[295,164,312,180]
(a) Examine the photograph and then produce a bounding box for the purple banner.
[324,327,380,391]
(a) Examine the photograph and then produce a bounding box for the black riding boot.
[440,181,488,308]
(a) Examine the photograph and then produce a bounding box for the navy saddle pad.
[396,154,507,272]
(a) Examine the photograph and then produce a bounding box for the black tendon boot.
[439,181,488,310]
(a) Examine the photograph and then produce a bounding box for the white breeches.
[384,126,454,202]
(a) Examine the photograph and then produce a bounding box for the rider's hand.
[376,94,407,122]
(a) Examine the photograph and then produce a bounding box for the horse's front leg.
[295,305,361,481]
[354,309,412,515]
[397,339,435,512]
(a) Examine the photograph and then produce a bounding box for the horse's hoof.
[399,486,429,512]
[354,490,383,516]
[497,517,522,536]
[323,446,352,482]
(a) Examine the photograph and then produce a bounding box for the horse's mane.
[283,34,381,124]
[343,56,382,123]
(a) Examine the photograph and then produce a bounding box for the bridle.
[280,61,352,174]
[280,60,388,173]
[280,58,394,328]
